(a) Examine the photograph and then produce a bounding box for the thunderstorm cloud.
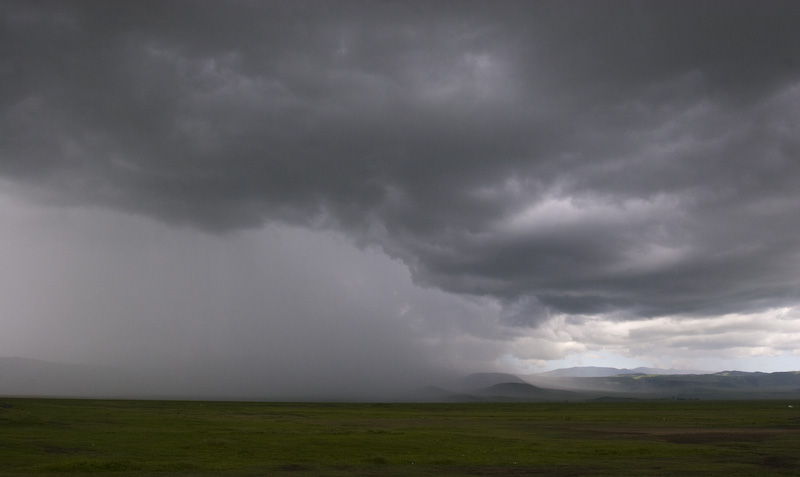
[1,1,799,394]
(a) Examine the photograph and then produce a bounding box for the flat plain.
[1,398,799,476]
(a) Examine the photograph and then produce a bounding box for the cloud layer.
[2,1,799,380]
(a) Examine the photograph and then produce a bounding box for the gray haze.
[1,1,799,398]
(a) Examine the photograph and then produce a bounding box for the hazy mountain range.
[532,366,708,378]
[420,370,800,402]
[2,357,799,402]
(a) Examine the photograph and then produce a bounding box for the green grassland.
[2,398,799,476]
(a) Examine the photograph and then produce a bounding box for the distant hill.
[608,371,800,397]
[408,375,581,402]
[460,372,527,390]
[406,386,482,403]
[473,382,581,401]
[3,357,799,402]
[530,371,800,400]
[411,369,800,402]
[534,366,707,378]
[475,382,545,398]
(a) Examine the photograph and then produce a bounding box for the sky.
[1,1,800,397]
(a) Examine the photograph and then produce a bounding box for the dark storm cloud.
[2,0,799,322]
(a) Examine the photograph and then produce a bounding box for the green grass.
[1,398,799,475]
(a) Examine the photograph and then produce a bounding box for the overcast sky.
[2,1,799,397]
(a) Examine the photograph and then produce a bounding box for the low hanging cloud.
[2,0,799,329]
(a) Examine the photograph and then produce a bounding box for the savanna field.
[1,398,799,476]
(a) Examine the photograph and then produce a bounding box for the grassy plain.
[1,398,799,476]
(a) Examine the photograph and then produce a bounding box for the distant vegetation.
[2,398,799,476]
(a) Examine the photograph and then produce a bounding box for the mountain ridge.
[532,366,708,378]
[3,357,799,402]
